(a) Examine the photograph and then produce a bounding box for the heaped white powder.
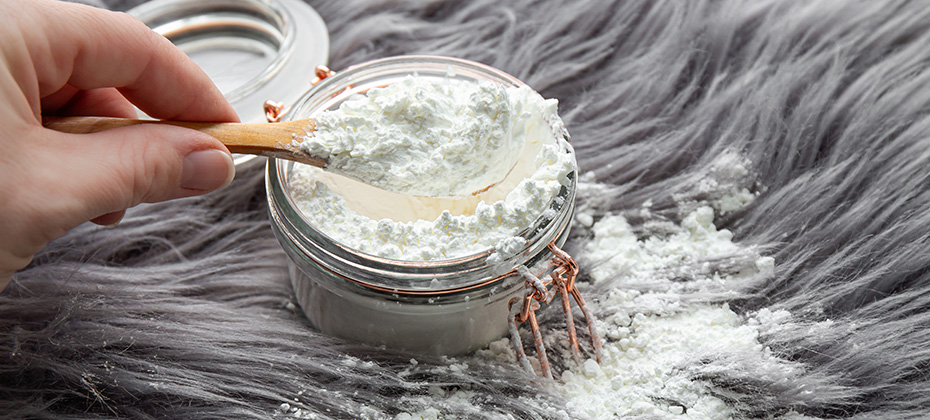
[289,77,575,261]
[299,76,527,197]
[550,207,776,419]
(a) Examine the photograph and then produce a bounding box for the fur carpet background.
[3,0,930,418]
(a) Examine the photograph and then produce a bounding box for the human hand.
[0,0,239,291]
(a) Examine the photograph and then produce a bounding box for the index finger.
[11,0,238,123]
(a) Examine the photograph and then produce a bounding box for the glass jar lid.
[129,0,329,164]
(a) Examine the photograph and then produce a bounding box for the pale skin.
[0,0,239,291]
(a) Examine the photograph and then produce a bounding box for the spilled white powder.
[674,151,760,216]
[555,207,780,419]
[453,206,770,419]
[442,170,810,420]
[390,201,781,420]
[289,77,575,261]
[299,76,527,197]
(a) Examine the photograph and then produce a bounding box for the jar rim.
[266,55,577,292]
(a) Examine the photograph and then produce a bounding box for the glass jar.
[265,56,577,355]
[129,0,328,164]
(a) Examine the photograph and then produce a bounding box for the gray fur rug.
[4,0,930,418]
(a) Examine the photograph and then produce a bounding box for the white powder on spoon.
[288,76,575,261]
[299,76,528,198]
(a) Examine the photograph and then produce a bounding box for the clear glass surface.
[129,0,329,164]
[265,56,576,354]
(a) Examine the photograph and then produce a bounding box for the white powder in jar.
[288,76,575,261]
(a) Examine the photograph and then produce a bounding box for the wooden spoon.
[43,116,508,197]
[43,116,325,167]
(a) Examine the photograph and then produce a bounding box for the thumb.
[37,124,235,227]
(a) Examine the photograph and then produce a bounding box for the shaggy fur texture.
[3,0,930,418]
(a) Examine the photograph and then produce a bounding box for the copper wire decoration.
[310,65,335,85]
[263,100,287,123]
[507,240,603,379]
[265,66,335,123]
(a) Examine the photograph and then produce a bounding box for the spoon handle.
[43,116,326,167]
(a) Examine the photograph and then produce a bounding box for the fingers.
[42,86,138,119]
[0,0,243,288]
[0,122,234,281]
[31,124,235,230]
[4,0,237,123]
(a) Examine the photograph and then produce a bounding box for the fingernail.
[181,149,235,191]
[91,210,126,228]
